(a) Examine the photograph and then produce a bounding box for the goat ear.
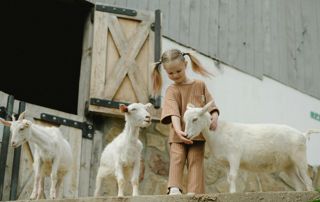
[200,100,214,114]
[18,111,27,121]
[187,103,195,110]
[0,118,12,127]
[119,104,128,113]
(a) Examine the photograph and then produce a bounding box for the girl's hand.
[175,129,193,144]
[210,112,219,130]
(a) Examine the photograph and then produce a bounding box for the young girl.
[152,49,220,195]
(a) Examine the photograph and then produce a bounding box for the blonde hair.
[151,49,213,95]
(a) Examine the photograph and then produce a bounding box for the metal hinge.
[90,98,130,109]
[96,4,137,16]
[40,113,94,139]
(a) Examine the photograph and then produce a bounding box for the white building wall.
[161,38,320,165]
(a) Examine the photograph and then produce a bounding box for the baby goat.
[184,101,320,193]
[94,103,152,197]
[0,112,72,199]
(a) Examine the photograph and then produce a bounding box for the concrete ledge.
[11,192,320,202]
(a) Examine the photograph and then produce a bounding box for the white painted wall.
[161,38,320,165]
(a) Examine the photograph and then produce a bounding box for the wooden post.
[0,95,14,200]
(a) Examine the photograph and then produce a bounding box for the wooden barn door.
[88,4,161,118]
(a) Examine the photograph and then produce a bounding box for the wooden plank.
[253,0,263,78]
[208,0,220,58]
[127,0,139,9]
[138,0,149,10]
[88,130,104,196]
[78,12,94,116]
[124,20,154,103]
[90,11,109,98]
[148,12,156,97]
[78,139,92,197]
[8,100,24,200]
[236,0,247,71]
[268,0,280,80]
[1,96,15,201]
[189,0,201,49]
[128,63,149,103]
[217,0,229,62]
[286,0,299,88]
[132,21,153,103]
[245,0,255,76]
[168,0,180,41]
[179,0,190,45]
[110,17,140,103]
[301,0,318,95]
[199,0,210,55]
[102,0,116,5]
[0,91,8,144]
[106,19,138,102]
[277,0,288,84]
[104,21,151,99]
[226,0,238,65]
[159,0,170,36]
[148,0,160,11]
[60,126,82,198]
[107,15,129,55]
[315,0,320,96]
[114,0,127,7]
[17,142,34,200]
[293,0,305,91]
[262,0,272,77]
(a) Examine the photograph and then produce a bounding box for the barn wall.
[92,0,320,100]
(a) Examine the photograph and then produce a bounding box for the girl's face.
[164,60,187,84]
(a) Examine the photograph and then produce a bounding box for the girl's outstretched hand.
[210,112,219,130]
[175,129,193,144]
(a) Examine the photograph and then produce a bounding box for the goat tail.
[303,129,320,140]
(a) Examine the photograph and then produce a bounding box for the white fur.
[0,112,72,199]
[94,103,152,197]
[184,101,320,193]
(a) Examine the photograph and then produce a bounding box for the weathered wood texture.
[91,0,320,99]
[87,6,161,118]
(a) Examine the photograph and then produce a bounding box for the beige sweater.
[161,80,219,143]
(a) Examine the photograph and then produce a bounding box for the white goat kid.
[184,101,319,193]
[94,103,152,197]
[0,112,72,199]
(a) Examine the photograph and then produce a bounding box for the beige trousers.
[168,141,205,194]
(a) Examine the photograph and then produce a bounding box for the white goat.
[184,101,320,193]
[94,103,152,197]
[0,112,72,199]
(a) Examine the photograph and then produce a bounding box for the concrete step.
[9,191,320,202]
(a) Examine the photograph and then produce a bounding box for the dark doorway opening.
[0,0,93,114]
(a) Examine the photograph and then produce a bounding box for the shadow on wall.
[0,0,93,114]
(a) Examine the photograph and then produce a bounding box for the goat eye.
[19,128,24,131]
[131,108,136,111]
[192,118,198,122]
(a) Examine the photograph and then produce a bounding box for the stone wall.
[95,117,320,196]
